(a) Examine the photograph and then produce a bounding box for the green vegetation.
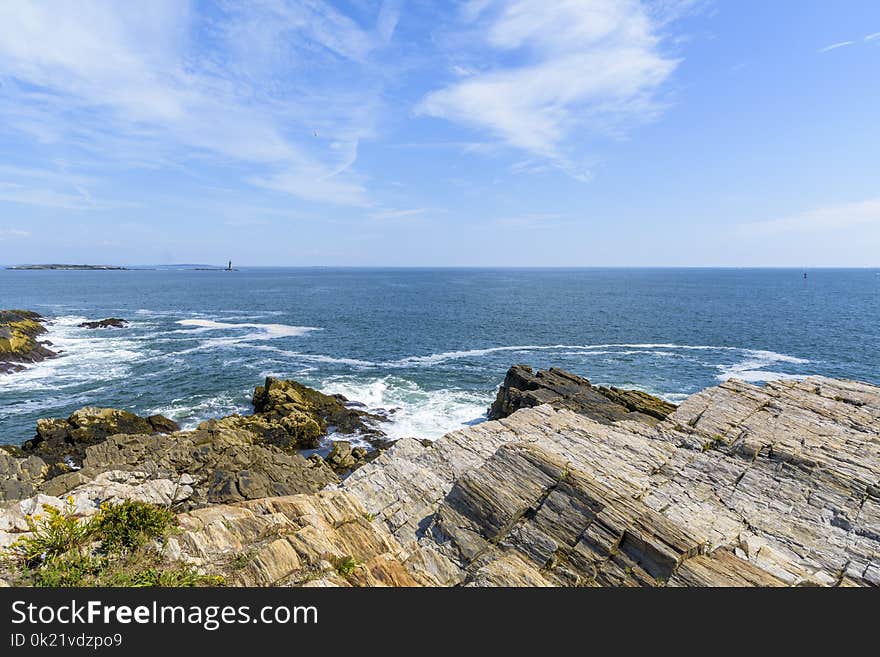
[94,499,174,553]
[5,497,223,587]
[231,550,256,570]
[334,555,360,578]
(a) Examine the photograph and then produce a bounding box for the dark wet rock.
[488,364,675,425]
[18,407,180,476]
[78,317,128,329]
[0,309,57,374]
[146,414,181,434]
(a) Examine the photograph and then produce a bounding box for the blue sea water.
[1,267,878,446]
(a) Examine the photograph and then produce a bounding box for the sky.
[0,0,878,267]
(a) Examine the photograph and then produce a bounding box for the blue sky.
[0,0,878,266]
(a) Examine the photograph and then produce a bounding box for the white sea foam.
[716,349,810,383]
[147,391,251,430]
[380,343,781,367]
[176,319,317,338]
[0,316,146,393]
[319,375,491,441]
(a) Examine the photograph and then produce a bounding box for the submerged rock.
[78,317,128,329]
[488,364,676,425]
[0,309,57,374]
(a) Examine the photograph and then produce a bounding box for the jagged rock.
[19,407,179,476]
[78,317,128,329]
[39,421,338,508]
[146,414,182,434]
[344,375,880,587]
[0,309,56,374]
[0,450,48,503]
[207,377,386,451]
[327,441,358,471]
[488,365,675,425]
[595,385,677,421]
[4,371,878,588]
[168,490,453,586]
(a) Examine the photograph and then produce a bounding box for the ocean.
[1,267,878,446]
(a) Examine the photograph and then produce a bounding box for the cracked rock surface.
[2,374,878,587]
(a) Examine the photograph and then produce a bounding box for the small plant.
[12,497,95,565]
[94,500,175,553]
[231,551,256,570]
[362,512,377,522]
[6,498,222,588]
[334,555,360,578]
[28,553,103,587]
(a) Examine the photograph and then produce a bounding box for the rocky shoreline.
[0,332,878,586]
[0,310,58,374]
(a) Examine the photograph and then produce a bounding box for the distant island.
[6,264,128,271]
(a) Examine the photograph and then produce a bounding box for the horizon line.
[3,264,880,270]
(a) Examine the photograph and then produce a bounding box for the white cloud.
[369,208,428,219]
[738,198,880,235]
[0,227,30,239]
[377,0,402,43]
[819,40,856,52]
[418,0,680,174]
[0,0,390,206]
[866,32,880,41]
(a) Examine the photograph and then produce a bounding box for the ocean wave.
[146,391,252,430]
[319,375,491,441]
[1,315,147,392]
[380,343,810,371]
[176,319,317,338]
[716,349,810,383]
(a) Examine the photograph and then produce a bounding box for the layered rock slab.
[344,376,879,586]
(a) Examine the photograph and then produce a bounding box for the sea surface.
[1,268,878,446]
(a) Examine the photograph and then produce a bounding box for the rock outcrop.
[22,407,180,476]
[0,449,48,504]
[488,365,676,425]
[210,377,386,451]
[79,318,128,329]
[42,421,338,508]
[0,377,377,511]
[342,375,880,586]
[2,371,878,587]
[0,310,57,374]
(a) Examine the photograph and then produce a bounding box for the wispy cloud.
[491,212,572,229]
[0,0,396,207]
[737,198,880,235]
[417,0,684,178]
[0,163,133,210]
[866,32,880,41]
[369,208,429,220]
[0,227,30,240]
[819,40,855,53]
